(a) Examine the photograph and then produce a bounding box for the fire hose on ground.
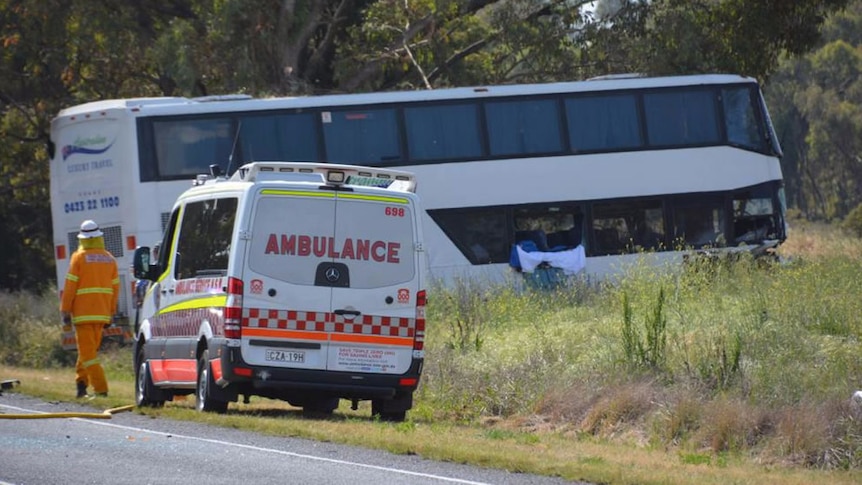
[0,379,135,419]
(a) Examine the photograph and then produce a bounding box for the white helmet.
[77,219,103,239]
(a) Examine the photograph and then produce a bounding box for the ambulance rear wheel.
[371,400,406,422]
[196,354,228,413]
[135,349,164,408]
[301,396,339,417]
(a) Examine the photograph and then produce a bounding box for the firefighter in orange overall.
[60,220,120,398]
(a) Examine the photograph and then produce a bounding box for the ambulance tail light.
[224,277,243,339]
[413,290,426,352]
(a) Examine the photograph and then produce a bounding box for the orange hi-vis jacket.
[60,240,120,324]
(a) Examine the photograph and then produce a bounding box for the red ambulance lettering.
[264,233,400,263]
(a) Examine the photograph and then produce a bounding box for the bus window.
[733,185,779,244]
[722,87,762,151]
[592,200,665,255]
[644,89,720,146]
[153,118,235,179]
[485,99,563,156]
[670,197,726,248]
[514,206,584,251]
[240,112,319,163]
[565,94,642,152]
[322,108,401,164]
[427,208,509,264]
[405,103,482,161]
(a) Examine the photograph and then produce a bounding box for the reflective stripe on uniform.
[82,357,101,368]
[72,314,112,324]
[76,287,114,296]
[66,274,79,282]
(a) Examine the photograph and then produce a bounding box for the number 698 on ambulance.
[132,162,428,422]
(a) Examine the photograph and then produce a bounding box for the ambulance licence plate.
[265,349,305,363]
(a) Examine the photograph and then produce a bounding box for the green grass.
[2,220,862,484]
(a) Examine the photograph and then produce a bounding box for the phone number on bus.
[64,196,120,213]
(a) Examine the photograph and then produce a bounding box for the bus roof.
[54,73,757,119]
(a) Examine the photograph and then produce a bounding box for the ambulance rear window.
[248,193,416,289]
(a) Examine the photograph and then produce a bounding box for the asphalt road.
[0,392,584,485]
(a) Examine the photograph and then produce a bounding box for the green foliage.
[620,287,668,371]
[0,289,74,368]
[843,202,862,237]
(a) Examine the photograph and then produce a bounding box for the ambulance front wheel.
[135,349,165,408]
[196,353,228,413]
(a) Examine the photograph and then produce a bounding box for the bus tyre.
[196,354,228,413]
[135,349,164,408]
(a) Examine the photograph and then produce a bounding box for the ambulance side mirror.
[133,246,159,281]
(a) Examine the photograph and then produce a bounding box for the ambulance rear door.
[327,190,421,375]
[241,188,337,371]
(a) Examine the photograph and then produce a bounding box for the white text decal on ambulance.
[174,277,224,295]
[265,234,401,263]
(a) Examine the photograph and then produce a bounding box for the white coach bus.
[49,73,787,327]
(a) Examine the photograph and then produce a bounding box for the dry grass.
[4,220,862,484]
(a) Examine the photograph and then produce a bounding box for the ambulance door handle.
[334,309,361,317]
[162,288,174,294]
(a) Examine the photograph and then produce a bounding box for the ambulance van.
[132,162,427,421]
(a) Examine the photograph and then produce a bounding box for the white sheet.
[516,245,586,275]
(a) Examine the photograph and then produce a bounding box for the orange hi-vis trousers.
[74,322,108,394]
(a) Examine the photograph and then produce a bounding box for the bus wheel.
[196,353,228,413]
[135,349,164,408]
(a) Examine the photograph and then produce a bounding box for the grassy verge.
[3,364,860,485]
[2,220,862,484]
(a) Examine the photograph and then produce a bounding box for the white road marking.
[0,403,490,485]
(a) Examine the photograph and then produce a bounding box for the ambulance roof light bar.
[233,162,417,193]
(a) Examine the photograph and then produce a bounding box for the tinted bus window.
[566,94,642,152]
[427,208,509,264]
[153,118,235,179]
[592,200,664,255]
[485,99,563,156]
[644,90,720,146]
[405,103,482,160]
[240,112,319,162]
[670,197,726,248]
[322,108,401,164]
[722,87,762,151]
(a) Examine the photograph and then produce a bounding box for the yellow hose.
[0,404,135,419]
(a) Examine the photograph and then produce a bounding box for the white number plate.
[265,349,305,363]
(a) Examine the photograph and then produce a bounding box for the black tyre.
[196,353,228,413]
[371,399,406,422]
[135,348,164,408]
[301,396,339,418]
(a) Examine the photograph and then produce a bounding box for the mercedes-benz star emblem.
[325,267,340,282]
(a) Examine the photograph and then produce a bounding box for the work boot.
[76,382,87,399]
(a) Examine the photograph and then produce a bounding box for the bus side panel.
[50,111,138,334]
